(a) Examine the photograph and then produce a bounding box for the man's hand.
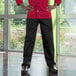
[46,3,57,11]
[20,3,34,11]
[25,5,34,11]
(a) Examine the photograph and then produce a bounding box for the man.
[16,0,61,76]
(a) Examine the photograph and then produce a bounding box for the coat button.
[37,10,39,12]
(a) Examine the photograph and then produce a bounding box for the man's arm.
[16,0,33,11]
[16,0,27,11]
[16,0,23,6]
[47,0,61,11]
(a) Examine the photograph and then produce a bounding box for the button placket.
[36,1,39,12]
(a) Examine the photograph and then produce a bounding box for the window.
[0,0,4,14]
[0,0,4,50]
[59,0,76,56]
[9,19,26,50]
[0,0,43,52]
[0,19,4,50]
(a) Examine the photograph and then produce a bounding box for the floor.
[0,52,49,76]
[0,52,76,76]
[58,55,76,76]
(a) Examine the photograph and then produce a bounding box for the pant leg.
[40,18,55,68]
[22,18,38,68]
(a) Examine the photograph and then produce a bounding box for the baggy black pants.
[22,18,55,68]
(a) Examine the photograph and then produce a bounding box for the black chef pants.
[22,18,55,68]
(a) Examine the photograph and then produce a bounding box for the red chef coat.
[16,0,61,19]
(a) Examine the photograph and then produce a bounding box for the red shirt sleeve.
[55,0,61,6]
[16,0,23,5]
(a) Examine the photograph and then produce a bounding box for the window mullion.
[8,14,27,19]
[4,0,9,51]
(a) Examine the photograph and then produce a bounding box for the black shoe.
[49,65,58,74]
[21,66,30,76]
[49,68,58,74]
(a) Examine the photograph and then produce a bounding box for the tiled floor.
[0,52,76,76]
[0,52,49,76]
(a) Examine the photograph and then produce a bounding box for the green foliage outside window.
[0,20,3,49]
[0,0,4,14]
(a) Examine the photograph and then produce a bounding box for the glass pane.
[0,0,4,14]
[60,0,76,16]
[9,0,28,14]
[59,18,76,56]
[9,19,43,52]
[0,53,3,76]
[9,19,26,50]
[0,19,4,50]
